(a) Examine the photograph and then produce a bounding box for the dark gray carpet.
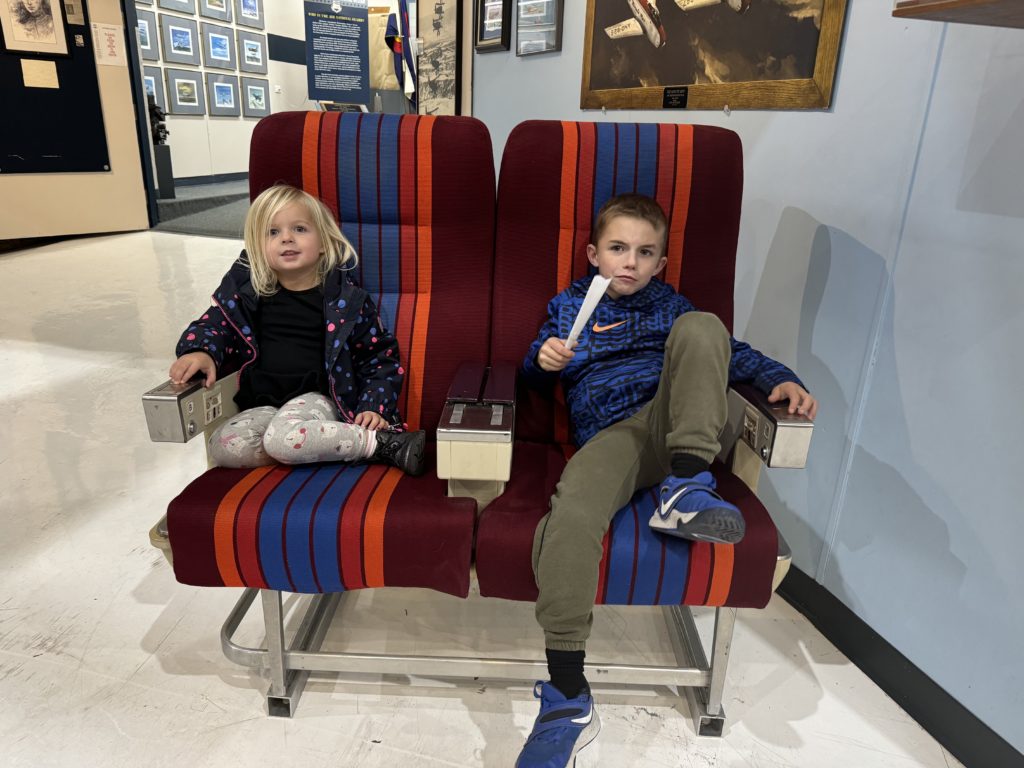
[154,196,249,240]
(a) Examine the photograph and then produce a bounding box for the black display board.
[0,3,110,174]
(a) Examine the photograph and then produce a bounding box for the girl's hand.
[170,351,216,388]
[354,411,387,430]
[537,337,575,372]
[768,382,818,420]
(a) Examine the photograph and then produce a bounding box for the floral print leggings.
[207,393,375,468]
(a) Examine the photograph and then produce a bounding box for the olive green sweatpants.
[532,312,731,651]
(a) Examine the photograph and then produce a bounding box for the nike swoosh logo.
[592,320,626,333]
[571,709,594,725]
[661,487,700,523]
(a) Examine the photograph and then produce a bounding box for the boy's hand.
[354,411,387,430]
[768,382,817,420]
[169,351,216,388]
[537,337,575,372]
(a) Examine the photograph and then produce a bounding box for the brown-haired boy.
[516,194,816,767]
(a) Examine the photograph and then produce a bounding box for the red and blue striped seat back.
[491,120,743,442]
[249,112,496,433]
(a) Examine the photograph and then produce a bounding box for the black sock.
[546,648,587,699]
[671,452,710,479]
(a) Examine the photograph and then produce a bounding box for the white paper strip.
[565,275,612,349]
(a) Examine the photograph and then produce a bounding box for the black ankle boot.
[372,429,427,476]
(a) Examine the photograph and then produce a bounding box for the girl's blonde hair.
[242,184,358,296]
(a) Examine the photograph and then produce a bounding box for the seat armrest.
[717,383,814,469]
[142,375,240,443]
[437,362,517,510]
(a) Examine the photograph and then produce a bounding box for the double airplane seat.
[146,112,809,734]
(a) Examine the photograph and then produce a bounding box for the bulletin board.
[0,3,110,174]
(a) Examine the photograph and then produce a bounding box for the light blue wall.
[473,2,1024,752]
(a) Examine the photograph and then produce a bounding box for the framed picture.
[0,0,70,56]
[143,64,166,111]
[165,66,206,114]
[515,0,562,57]
[236,28,266,74]
[582,0,849,110]
[201,21,235,69]
[417,0,460,116]
[206,72,240,116]
[240,75,269,117]
[234,0,263,30]
[156,0,196,13]
[159,13,200,65]
[199,0,230,22]
[474,0,509,52]
[136,8,158,61]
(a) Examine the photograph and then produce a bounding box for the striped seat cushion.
[478,120,777,608]
[168,451,476,597]
[475,443,777,607]
[166,113,495,596]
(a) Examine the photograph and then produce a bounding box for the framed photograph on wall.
[234,0,263,30]
[206,72,240,116]
[0,0,70,56]
[157,0,196,14]
[136,9,158,61]
[240,75,270,117]
[581,0,848,110]
[201,21,235,69]
[199,0,230,22]
[474,0,510,52]
[515,0,562,57]
[236,29,266,74]
[143,64,166,111]
[165,67,206,114]
[159,14,200,65]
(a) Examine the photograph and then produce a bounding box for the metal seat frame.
[222,584,739,737]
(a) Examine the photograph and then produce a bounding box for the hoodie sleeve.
[521,293,563,392]
[728,337,804,393]
[349,294,404,423]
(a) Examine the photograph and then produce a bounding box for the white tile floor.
[0,232,964,768]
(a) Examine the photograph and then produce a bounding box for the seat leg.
[257,589,341,717]
[666,605,737,737]
[706,607,736,717]
[260,590,289,710]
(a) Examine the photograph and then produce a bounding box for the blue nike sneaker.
[649,471,746,544]
[516,681,600,768]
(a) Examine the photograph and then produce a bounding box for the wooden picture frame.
[516,0,562,57]
[199,0,231,22]
[157,0,197,14]
[0,0,70,56]
[581,0,848,110]
[240,75,270,117]
[206,72,240,116]
[159,13,201,66]
[474,0,510,52]
[236,28,266,74]
[143,65,167,111]
[202,21,235,70]
[234,0,263,30]
[136,8,159,61]
[165,66,206,114]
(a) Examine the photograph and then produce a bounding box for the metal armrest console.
[142,375,240,564]
[435,361,516,510]
[142,375,240,443]
[721,383,814,469]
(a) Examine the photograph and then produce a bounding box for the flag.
[385,0,417,110]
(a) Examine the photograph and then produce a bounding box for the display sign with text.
[305,0,369,105]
